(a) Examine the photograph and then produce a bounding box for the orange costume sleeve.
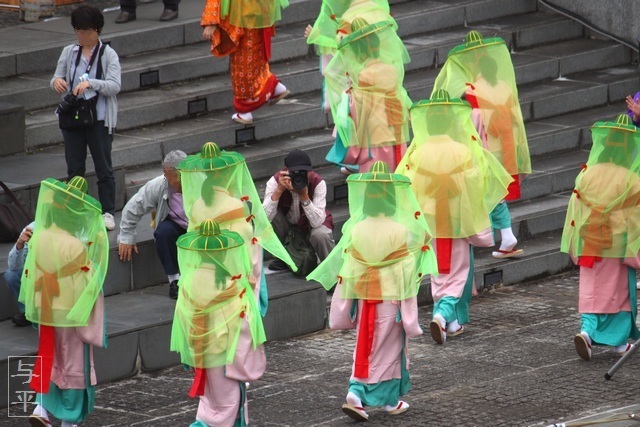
[201,0,244,57]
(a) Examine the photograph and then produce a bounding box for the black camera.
[289,169,308,190]
[56,94,79,114]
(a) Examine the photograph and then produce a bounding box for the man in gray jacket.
[117,150,188,299]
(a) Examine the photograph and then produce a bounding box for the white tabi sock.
[346,391,362,408]
[61,421,78,427]
[614,343,631,353]
[168,273,180,283]
[274,82,287,96]
[580,331,592,345]
[447,319,461,333]
[499,228,517,251]
[33,404,49,418]
[433,313,446,329]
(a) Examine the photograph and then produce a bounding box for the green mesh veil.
[561,115,640,259]
[324,19,411,157]
[170,220,266,368]
[19,177,108,327]
[179,142,296,271]
[395,90,512,238]
[432,31,531,176]
[307,0,393,56]
[307,161,437,300]
[220,0,289,29]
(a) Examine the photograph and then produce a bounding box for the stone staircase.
[0,0,637,408]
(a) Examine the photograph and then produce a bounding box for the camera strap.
[70,42,103,84]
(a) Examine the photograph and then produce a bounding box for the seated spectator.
[262,150,336,271]
[4,222,35,327]
[117,150,188,299]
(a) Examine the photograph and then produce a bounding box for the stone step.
[20,17,622,150]
[0,0,325,79]
[0,227,568,383]
[23,46,635,155]
[0,0,538,79]
[0,274,327,408]
[0,10,585,114]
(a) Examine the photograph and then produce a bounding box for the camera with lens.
[56,94,80,115]
[289,169,308,190]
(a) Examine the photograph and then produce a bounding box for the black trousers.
[153,218,187,276]
[120,0,181,12]
[61,121,115,214]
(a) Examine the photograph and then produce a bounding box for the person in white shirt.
[262,150,335,270]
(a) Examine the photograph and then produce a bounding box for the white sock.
[580,331,592,345]
[346,391,362,407]
[234,111,253,121]
[447,319,461,333]
[33,404,48,418]
[168,274,180,283]
[614,343,630,353]
[433,313,445,328]
[499,227,517,251]
[384,402,399,411]
[274,82,287,96]
[61,422,77,427]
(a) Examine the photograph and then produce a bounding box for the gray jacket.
[50,41,121,133]
[117,176,170,245]
[7,221,36,272]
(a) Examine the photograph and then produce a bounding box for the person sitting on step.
[117,150,188,300]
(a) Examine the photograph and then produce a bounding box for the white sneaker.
[103,212,116,231]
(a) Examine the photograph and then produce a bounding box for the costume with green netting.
[307,161,437,300]
[170,220,266,372]
[179,142,296,272]
[220,0,289,29]
[432,31,531,183]
[395,91,512,239]
[561,115,640,262]
[307,0,393,56]
[324,19,411,171]
[20,177,108,327]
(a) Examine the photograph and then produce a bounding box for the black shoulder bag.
[0,180,33,243]
[57,44,106,130]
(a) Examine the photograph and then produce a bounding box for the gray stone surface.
[0,103,25,156]
[139,324,181,372]
[263,277,327,341]
[546,0,640,48]
[6,271,640,426]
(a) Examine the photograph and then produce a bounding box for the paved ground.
[3,269,640,426]
[0,0,122,28]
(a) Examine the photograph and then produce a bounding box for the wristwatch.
[301,199,311,207]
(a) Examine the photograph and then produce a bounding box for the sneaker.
[103,212,116,231]
[11,312,31,327]
[268,259,289,271]
[169,280,179,300]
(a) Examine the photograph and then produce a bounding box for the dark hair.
[478,55,498,85]
[71,5,104,34]
[362,182,396,217]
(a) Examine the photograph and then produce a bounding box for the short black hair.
[71,5,104,34]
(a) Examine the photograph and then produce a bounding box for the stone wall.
[544,0,640,47]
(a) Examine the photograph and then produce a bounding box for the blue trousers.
[4,268,25,313]
[153,218,186,276]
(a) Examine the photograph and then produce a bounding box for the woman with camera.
[51,6,121,231]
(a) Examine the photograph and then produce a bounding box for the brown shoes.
[115,11,136,24]
[159,9,179,21]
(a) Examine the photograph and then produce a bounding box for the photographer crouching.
[263,150,336,273]
[51,5,121,231]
